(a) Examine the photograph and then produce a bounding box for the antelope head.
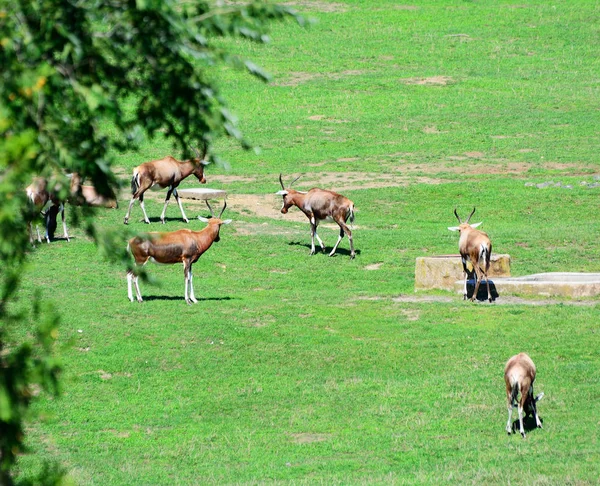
[198,200,231,242]
[276,173,303,214]
[191,143,209,184]
[448,207,483,233]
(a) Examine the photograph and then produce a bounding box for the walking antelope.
[69,173,118,209]
[127,201,231,304]
[26,177,70,244]
[448,207,493,302]
[276,174,356,259]
[504,353,544,438]
[123,145,209,225]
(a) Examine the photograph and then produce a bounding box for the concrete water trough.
[415,254,511,291]
[455,273,600,299]
[177,188,227,201]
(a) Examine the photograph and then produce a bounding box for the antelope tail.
[130,171,140,196]
[480,243,490,266]
[349,204,355,228]
[510,378,520,408]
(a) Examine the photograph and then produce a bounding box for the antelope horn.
[218,200,227,219]
[190,145,201,159]
[290,174,302,188]
[453,208,462,224]
[465,207,476,223]
[279,173,285,190]
[200,141,208,159]
[205,200,215,217]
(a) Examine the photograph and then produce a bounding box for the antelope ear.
[470,222,483,228]
[201,159,211,166]
[276,190,288,196]
[535,392,544,403]
[198,216,210,223]
[221,219,232,225]
[448,226,460,232]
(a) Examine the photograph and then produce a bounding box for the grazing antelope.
[276,174,356,259]
[448,207,493,302]
[127,201,231,304]
[69,173,118,209]
[123,145,209,225]
[26,177,70,244]
[504,353,544,438]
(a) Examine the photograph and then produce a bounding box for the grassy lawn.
[12,1,600,484]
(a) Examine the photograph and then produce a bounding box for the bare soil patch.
[387,295,597,306]
[290,433,331,444]
[400,76,454,86]
[280,1,347,12]
[275,69,371,87]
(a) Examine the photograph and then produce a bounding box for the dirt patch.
[400,76,454,86]
[365,263,384,271]
[290,433,330,444]
[395,5,419,10]
[275,69,370,87]
[386,295,598,306]
[423,126,445,134]
[280,1,348,13]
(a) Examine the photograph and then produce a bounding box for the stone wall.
[415,254,511,291]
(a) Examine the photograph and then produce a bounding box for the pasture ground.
[12,1,600,484]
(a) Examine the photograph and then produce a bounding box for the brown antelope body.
[277,174,355,259]
[448,208,492,302]
[69,173,118,209]
[123,145,209,225]
[504,353,544,438]
[26,177,70,244]
[127,202,231,304]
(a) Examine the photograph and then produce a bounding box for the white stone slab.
[455,272,600,298]
[177,188,227,200]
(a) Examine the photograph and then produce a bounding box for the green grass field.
[13,1,600,484]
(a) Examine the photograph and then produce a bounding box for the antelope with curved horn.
[276,174,356,259]
[123,144,209,225]
[127,201,231,304]
[448,207,493,302]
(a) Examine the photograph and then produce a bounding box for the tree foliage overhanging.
[0,1,303,483]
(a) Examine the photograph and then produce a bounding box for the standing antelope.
[504,353,544,438]
[448,207,493,302]
[123,145,209,225]
[26,177,70,244]
[276,174,356,259]
[127,201,231,304]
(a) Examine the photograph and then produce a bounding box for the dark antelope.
[123,145,209,225]
[277,174,355,259]
[448,207,492,302]
[26,177,70,244]
[127,201,231,304]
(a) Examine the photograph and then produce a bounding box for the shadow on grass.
[510,415,544,435]
[287,241,361,257]
[464,279,500,302]
[143,295,236,302]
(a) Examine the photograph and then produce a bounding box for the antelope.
[504,353,544,438]
[276,174,356,259]
[69,173,118,209]
[123,145,209,225]
[127,201,231,304]
[26,177,70,244]
[448,207,492,302]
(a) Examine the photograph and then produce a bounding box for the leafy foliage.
[0,0,303,483]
